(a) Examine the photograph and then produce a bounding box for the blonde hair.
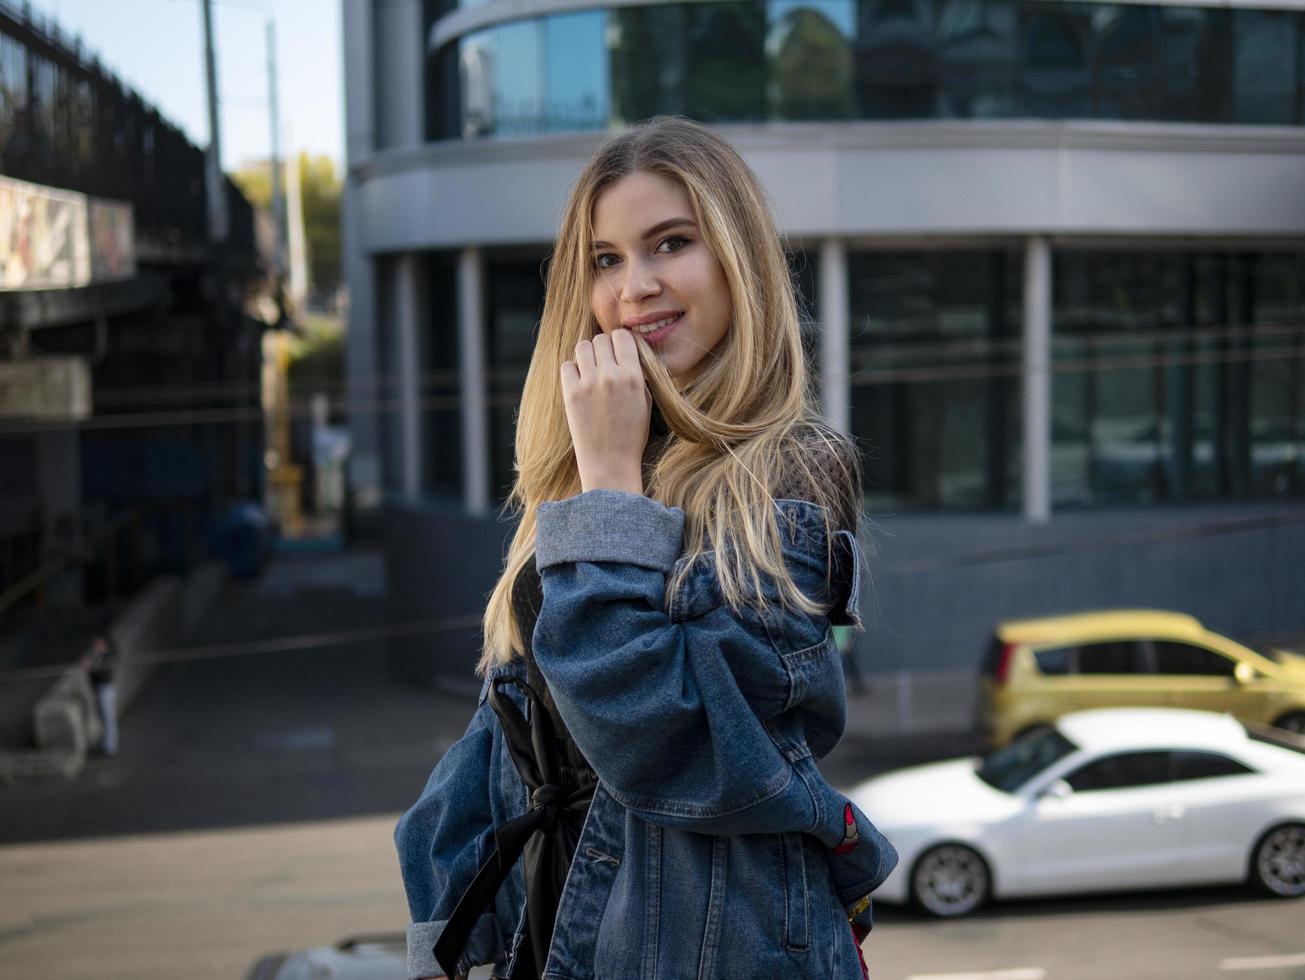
[479,116,860,671]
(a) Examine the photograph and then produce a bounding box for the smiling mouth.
[630,312,683,342]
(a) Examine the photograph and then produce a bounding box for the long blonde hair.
[479,116,859,671]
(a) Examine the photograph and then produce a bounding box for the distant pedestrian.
[81,632,120,757]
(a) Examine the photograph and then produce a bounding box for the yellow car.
[980,609,1305,747]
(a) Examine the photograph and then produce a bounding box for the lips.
[625,311,684,344]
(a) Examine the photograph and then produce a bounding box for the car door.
[1014,751,1185,896]
[1066,640,1166,711]
[1164,749,1265,884]
[1147,639,1251,716]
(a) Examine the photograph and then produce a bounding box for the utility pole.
[201,0,228,246]
[286,143,309,310]
[200,0,248,497]
[266,15,286,281]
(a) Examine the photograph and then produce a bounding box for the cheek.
[590,284,612,330]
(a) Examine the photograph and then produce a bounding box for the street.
[1,552,1303,980]
[3,816,1303,980]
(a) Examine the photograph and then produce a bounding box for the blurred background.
[0,0,1303,977]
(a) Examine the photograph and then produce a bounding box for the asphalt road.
[2,551,1302,979]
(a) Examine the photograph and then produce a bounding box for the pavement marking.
[1219,952,1305,971]
[906,970,1047,980]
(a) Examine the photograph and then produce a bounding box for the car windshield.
[977,728,1079,793]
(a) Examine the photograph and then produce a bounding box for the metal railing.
[0,0,254,260]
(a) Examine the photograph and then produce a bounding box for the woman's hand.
[561,329,651,495]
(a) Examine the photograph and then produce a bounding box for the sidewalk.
[0,549,480,843]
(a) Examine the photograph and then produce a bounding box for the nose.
[619,256,661,305]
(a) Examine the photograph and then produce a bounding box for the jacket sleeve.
[395,686,507,980]
[532,488,893,887]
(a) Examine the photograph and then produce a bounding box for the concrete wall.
[382,500,1305,729]
[383,500,516,693]
[352,122,1305,251]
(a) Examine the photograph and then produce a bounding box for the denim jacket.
[396,489,898,980]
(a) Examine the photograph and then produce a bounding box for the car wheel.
[1249,823,1305,898]
[1272,712,1305,735]
[911,843,990,917]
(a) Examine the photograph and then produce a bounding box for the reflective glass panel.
[486,252,548,503]
[544,12,609,132]
[683,3,767,121]
[767,0,856,120]
[1053,250,1305,508]
[1232,10,1299,124]
[854,0,940,118]
[1092,4,1164,120]
[1159,8,1229,123]
[425,252,463,501]
[427,2,1305,138]
[461,21,543,138]
[849,249,1022,511]
[937,0,1017,118]
[609,4,688,123]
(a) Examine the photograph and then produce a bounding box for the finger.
[560,360,580,389]
[591,331,617,370]
[574,339,595,374]
[611,328,640,369]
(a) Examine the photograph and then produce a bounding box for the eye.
[594,252,619,270]
[657,235,690,254]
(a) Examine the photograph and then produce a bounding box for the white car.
[851,707,1305,917]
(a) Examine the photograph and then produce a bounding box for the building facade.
[343,0,1305,709]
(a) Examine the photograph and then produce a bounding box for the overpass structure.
[0,0,269,630]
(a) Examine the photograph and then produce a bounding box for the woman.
[396,116,897,980]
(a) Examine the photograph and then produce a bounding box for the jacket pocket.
[780,832,810,951]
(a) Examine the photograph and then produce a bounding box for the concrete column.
[342,183,381,512]
[342,0,374,161]
[458,246,490,515]
[342,1,380,514]
[1022,235,1052,523]
[372,0,424,150]
[819,238,850,434]
[395,253,425,504]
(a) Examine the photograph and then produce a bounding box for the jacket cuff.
[536,490,685,573]
[810,781,899,905]
[407,915,500,979]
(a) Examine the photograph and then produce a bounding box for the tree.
[231,153,341,305]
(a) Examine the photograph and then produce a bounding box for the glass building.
[345,0,1305,524]
[345,0,1305,698]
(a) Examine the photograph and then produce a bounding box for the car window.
[1065,751,1171,792]
[1034,646,1075,675]
[1171,750,1256,781]
[977,728,1079,793]
[1150,641,1236,677]
[1076,641,1144,675]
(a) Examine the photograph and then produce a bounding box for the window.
[425,3,1305,138]
[1076,641,1143,675]
[486,252,548,504]
[1066,751,1171,792]
[1034,646,1075,675]
[978,727,1079,792]
[1150,641,1236,677]
[1171,751,1255,781]
[848,249,1023,511]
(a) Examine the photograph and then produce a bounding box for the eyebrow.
[591,217,697,251]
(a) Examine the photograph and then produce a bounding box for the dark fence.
[0,0,254,261]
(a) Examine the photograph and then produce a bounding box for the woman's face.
[589,171,733,386]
